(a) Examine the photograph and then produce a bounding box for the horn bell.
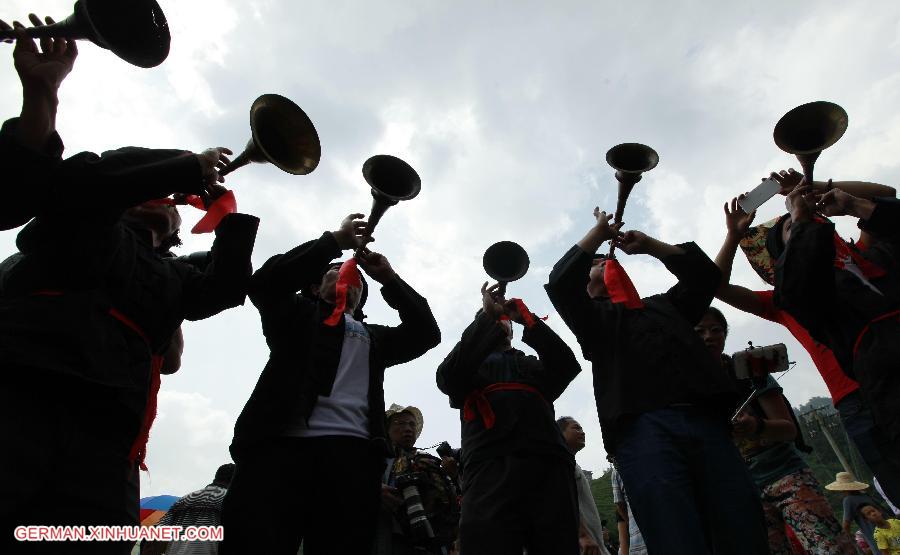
[248,94,321,175]
[773,101,848,155]
[483,241,530,284]
[606,143,660,174]
[362,155,422,203]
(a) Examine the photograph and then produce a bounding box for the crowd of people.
[4,14,900,555]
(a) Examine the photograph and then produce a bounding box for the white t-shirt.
[288,315,371,439]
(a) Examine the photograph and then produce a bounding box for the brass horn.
[773,101,848,186]
[606,143,659,257]
[0,0,170,68]
[219,94,321,177]
[483,241,530,296]
[361,155,421,237]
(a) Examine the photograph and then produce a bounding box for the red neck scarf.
[499,298,548,328]
[323,259,362,326]
[603,258,644,309]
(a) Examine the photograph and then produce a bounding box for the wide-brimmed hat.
[385,403,423,439]
[825,472,869,491]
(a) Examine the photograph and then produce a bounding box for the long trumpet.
[0,0,170,68]
[483,241,530,296]
[360,155,421,239]
[606,143,659,257]
[773,101,848,187]
[219,94,321,177]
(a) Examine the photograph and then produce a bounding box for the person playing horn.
[544,207,768,554]
[436,281,581,554]
[221,214,441,555]
[0,16,259,555]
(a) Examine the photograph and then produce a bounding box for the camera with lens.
[393,471,436,542]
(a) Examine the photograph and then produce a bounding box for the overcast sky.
[3,0,900,500]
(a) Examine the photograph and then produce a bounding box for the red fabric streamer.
[833,233,885,279]
[145,191,238,234]
[463,382,547,429]
[499,298,548,328]
[603,258,644,309]
[323,259,363,326]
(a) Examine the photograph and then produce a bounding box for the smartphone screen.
[738,178,781,214]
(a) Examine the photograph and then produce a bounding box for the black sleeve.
[773,220,836,336]
[859,197,900,242]
[660,242,722,325]
[180,213,260,321]
[544,245,602,360]
[520,318,581,402]
[0,117,204,226]
[248,231,343,323]
[370,276,441,368]
[436,312,507,408]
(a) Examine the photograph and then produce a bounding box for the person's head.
[587,255,609,299]
[123,201,183,251]
[386,405,423,451]
[212,463,235,488]
[695,307,728,359]
[860,504,887,526]
[557,416,585,453]
[313,262,365,315]
[765,213,792,260]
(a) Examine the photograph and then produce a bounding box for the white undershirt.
[288,315,371,439]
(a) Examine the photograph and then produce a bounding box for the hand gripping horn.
[0,0,170,68]
[483,241,530,296]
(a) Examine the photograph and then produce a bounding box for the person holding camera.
[715,171,900,509]
[436,282,581,554]
[374,404,460,555]
[221,215,441,555]
[545,207,767,554]
[696,307,855,553]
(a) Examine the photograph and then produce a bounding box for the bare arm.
[615,503,630,554]
[714,197,767,315]
[772,168,896,200]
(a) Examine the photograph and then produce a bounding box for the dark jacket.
[0,118,259,419]
[774,198,900,440]
[231,232,441,453]
[544,243,735,454]
[436,312,580,466]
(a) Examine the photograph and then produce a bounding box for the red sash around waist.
[463,382,547,430]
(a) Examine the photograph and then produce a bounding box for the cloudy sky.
[3,0,900,499]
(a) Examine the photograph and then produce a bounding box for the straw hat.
[385,403,424,439]
[825,472,869,492]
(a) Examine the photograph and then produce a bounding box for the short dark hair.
[213,463,235,487]
[858,503,881,516]
[704,306,729,337]
[556,416,576,432]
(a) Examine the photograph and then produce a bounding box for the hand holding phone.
[738,178,781,214]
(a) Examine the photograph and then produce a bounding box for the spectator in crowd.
[557,417,610,555]
[827,472,886,554]
[609,467,646,555]
[142,464,236,555]
[861,504,900,554]
[696,306,855,553]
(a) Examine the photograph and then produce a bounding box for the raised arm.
[180,212,260,321]
[515,312,581,402]
[437,289,508,408]
[358,250,441,368]
[772,168,896,200]
[248,214,368,318]
[615,230,720,324]
[545,208,619,359]
[714,196,768,315]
